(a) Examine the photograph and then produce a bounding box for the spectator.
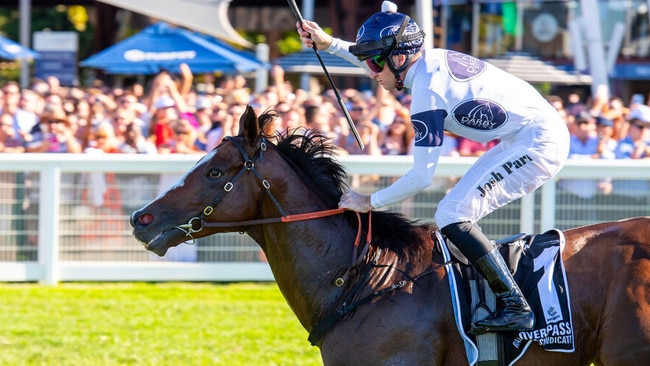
[73,98,93,149]
[44,92,67,116]
[1,81,38,144]
[194,96,213,142]
[547,95,569,131]
[205,119,225,152]
[225,102,247,138]
[170,119,202,154]
[88,96,111,129]
[379,111,414,155]
[614,106,650,160]
[149,96,178,150]
[337,99,380,155]
[118,122,157,154]
[25,108,81,153]
[304,103,343,150]
[85,122,121,154]
[557,113,602,223]
[608,105,650,217]
[595,116,617,160]
[0,112,25,153]
[605,96,629,140]
[564,92,586,125]
[274,101,304,133]
[374,85,399,129]
[281,107,304,133]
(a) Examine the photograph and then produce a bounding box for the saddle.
[436,230,575,366]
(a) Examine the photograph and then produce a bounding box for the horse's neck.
[248,213,357,329]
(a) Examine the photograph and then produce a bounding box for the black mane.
[259,111,434,259]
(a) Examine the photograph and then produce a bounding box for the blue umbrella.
[0,35,39,60]
[273,49,366,76]
[80,22,263,74]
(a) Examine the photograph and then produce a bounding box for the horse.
[131,106,650,365]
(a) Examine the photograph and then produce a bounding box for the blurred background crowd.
[2,63,650,165]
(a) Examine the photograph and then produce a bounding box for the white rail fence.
[1,154,649,285]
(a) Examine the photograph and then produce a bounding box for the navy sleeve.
[411,109,447,147]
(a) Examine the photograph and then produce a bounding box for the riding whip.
[287,0,365,150]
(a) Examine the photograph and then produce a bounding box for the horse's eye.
[208,168,222,178]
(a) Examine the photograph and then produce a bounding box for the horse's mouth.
[133,228,188,256]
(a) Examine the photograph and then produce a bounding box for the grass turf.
[0,282,322,366]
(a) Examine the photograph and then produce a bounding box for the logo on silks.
[445,50,486,81]
[452,99,507,131]
[412,119,428,143]
[412,119,442,146]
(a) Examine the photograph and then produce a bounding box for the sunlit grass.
[0,282,322,366]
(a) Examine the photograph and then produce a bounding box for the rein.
[200,208,346,228]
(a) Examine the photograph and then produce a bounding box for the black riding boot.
[470,248,535,335]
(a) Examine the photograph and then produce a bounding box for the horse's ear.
[238,105,260,144]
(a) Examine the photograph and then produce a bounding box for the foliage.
[273,27,333,56]
[0,282,322,366]
[0,5,95,62]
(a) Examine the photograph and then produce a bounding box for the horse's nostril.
[138,213,154,226]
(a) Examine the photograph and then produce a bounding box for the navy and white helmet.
[349,1,425,61]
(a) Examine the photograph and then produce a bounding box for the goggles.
[365,55,386,73]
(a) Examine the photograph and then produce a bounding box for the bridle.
[174,136,345,243]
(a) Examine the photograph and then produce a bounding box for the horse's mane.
[259,111,434,259]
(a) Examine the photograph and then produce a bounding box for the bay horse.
[131,106,650,365]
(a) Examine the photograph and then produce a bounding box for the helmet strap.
[381,16,412,91]
[386,53,412,91]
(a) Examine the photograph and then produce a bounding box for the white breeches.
[434,116,569,228]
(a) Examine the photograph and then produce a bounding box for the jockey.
[297,0,569,334]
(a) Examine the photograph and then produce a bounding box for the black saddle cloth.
[438,229,575,365]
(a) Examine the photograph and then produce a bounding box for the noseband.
[175,136,344,242]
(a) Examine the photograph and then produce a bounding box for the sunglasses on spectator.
[350,107,365,112]
[47,119,64,124]
[365,55,386,73]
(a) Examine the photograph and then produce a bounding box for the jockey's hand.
[339,190,373,213]
[297,20,332,51]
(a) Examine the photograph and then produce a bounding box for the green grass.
[0,282,322,366]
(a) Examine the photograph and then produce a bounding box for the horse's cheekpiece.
[131,106,650,365]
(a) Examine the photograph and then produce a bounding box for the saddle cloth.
[435,229,575,366]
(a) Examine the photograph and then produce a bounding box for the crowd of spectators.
[0,64,414,158]
[1,64,650,164]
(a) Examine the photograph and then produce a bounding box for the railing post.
[519,193,535,234]
[38,165,61,285]
[540,179,557,232]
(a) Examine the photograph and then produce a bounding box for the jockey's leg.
[441,221,535,334]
